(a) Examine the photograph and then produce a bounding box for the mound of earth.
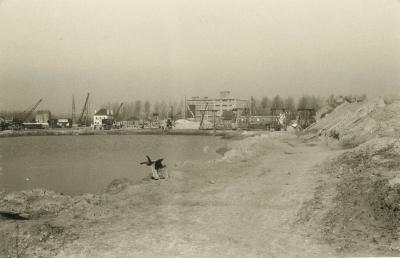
[308,98,400,147]
[174,119,200,129]
[297,137,400,256]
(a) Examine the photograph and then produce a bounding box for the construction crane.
[23,99,42,122]
[78,93,90,126]
[115,103,124,120]
[11,99,43,130]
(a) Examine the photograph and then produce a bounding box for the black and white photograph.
[1,0,400,257]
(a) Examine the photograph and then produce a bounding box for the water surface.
[0,135,225,195]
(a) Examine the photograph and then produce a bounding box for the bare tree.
[133,100,142,119]
[250,96,257,115]
[259,96,271,115]
[153,101,161,115]
[284,97,296,112]
[297,96,308,110]
[271,95,284,110]
[159,101,169,119]
[175,100,185,119]
[144,101,151,120]
[297,95,322,110]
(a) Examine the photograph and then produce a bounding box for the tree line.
[250,95,325,116]
[104,95,326,121]
[102,94,367,121]
[0,94,367,122]
[103,100,185,121]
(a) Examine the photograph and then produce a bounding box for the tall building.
[186,91,249,121]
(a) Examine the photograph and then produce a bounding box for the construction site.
[0,91,317,135]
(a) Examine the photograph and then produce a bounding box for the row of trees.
[251,95,324,116]
[103,100,185,121]
[102,94,367,121]
[103,95,325,121]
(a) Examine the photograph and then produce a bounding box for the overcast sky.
[0,0,399,113]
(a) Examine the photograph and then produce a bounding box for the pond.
[0,135,226,195]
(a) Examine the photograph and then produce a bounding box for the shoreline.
[0,128,241,138]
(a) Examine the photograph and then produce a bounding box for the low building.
[93,109,113,129]
[186,91,249,121]
[57,118,72,128]
[35,110,51,124]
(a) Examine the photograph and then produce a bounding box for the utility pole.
[213,110,216,134]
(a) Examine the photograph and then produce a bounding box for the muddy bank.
[0,128,241,138]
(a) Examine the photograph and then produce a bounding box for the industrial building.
[186,91,249,121]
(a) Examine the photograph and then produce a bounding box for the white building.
[186,91,249,121]
[93,108,113,128]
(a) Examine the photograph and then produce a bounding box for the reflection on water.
[0,135,225,195]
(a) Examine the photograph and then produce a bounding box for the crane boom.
[23,99,42,122]
[79,93,90,125]
[115,103,124,118]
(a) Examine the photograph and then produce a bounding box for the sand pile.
[219,132,296,162]
[308,98,400,147]
[174,119,200,130]
[0,189,113,221]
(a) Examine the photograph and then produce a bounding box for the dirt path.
[45,133,339,258]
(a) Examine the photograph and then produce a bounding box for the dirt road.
[51,133,338,258]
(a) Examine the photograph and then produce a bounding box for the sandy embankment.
[0,131,338,258]
[297,98,400,257]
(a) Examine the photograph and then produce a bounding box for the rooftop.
[94,108,113,116]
